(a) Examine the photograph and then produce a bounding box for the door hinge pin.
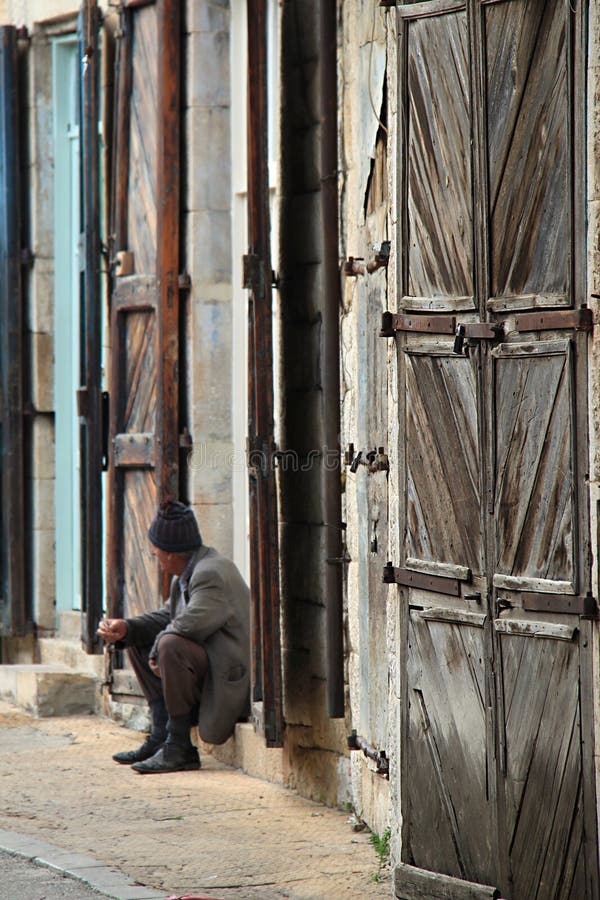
[348,730,389,777]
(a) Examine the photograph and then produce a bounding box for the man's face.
[150,543,180,575]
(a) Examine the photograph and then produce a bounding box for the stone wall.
[184,0,234,556]
[338,1,393,839]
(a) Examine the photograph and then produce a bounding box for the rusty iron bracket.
[346,444,389,474]
[383,562,461,596]
[344,242,390,277]
[514,308,593,333]
[521,592,598,618]
[348,731,389,777]
[380,311,456,337]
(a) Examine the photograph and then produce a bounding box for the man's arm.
[150,566,230,656]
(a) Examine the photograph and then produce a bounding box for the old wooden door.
[107,0,181,690]
[392,2,597,898]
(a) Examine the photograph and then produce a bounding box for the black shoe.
[112,736,164,765]
[131,742,201,774]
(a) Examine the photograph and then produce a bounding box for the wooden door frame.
[0,25,27,636]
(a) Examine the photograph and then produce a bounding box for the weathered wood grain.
[405,350,482,573]
[406,613,494,884]
[395,862,500,899]
[493,346,574,586]
[406,10,474,304]
[485,0,568,302]
[499,629,585,898]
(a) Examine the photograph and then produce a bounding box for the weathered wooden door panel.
[493,342,575,592]
[404,6,474,311]
[395,2,595,898]
[497,627,586,900]
[484,0,569,308]
[405,349,482,575]
[108,0,180,637]
[407,613,494,884]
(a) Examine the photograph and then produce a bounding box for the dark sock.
[166,713,194,748]
[149,699,168,744]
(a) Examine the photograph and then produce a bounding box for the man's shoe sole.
[131,760,201,774]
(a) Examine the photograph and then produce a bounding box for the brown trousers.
[127,633,209,718]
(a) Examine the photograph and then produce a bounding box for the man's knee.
[156,633,186,662]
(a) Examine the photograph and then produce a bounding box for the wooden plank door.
[107,0,181,642]
[394,1,597,897]
[396,4,496,886]
[0,25,27,636]
[78,0,104,651]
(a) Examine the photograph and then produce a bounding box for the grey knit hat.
[148,501,203,553]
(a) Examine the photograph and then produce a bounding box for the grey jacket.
[123,546,250,745]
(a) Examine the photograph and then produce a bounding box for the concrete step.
[0,665,98,717]
[37,637,105,678]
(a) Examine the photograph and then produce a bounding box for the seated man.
[98,500,250,774]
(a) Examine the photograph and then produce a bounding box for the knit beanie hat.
[148,501,203,553]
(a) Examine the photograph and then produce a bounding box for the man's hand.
[97,618,128,643]
[148,657,161,678]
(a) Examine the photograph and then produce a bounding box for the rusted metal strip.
[113,275,157,310]
[380,311,456,336]
[521,592,597,617]
[383,563,461,596]
[113,433,156,467]
[514,308,593,333]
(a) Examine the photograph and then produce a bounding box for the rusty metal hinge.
[345,444,389,473]
[348,731,389,777]
[521,592,598,618]
[383,562,461,596]
[380,311,456,337]
[514,308,593,333]
[344,242,390,277]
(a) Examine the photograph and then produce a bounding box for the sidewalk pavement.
[0,701,392,899]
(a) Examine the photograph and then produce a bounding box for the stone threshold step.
[0,664,98,717]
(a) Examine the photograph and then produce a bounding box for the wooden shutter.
[107,0,181,626]
[246,0,283,747]
[0,26,27,636]
[78,0,104,652]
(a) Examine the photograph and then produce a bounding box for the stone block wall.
[184,0,234,557]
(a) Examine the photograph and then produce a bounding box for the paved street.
[0,701,391,899]
[0,849,106,899]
